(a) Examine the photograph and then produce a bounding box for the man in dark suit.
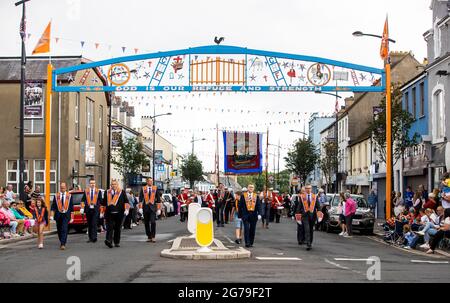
[238,184,262,248]
[101,180,129,248]
[216,183,226,227]
[50,182,74,250]
[224,187,234,224]
[295,184,320,251]
[81,178,102,243]
[139,177,161,243]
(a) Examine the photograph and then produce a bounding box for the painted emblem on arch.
[107,63,131,86]
[307,63,331,86]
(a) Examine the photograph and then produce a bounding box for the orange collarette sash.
[35,207,46,224]
[56,192,70,213]
[244,192,257,211]
[107,189,121,206]
[85,188,99,206]
[143,186,157,205]
[301,194,316,213]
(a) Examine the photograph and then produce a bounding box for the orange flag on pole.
[32,21,51,55]
[380,16,389,61]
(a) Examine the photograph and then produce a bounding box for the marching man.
[238,184,262,248]
[178,187,189,222]
[261,188,272,229]
[295,184,322,251]
[81,178,102,243]
[101,180,129,248]
[272,190,283,224]
[139,177,161,243]
[50,182,74,250]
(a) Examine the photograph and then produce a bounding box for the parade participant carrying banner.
[223,131,263,175]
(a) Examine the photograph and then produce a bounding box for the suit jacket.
[101,189,129,216]
[51,192,74,220]
[139,186,161,213]
[238,193,262,220]
[82,188,103,213]
[295,194,320,221]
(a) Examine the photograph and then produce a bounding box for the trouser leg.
[249,216,257,245]
[144,211,151,238]
[105,214,114,243]
[56,218,63,243]
[302,216,312,246]
[243,219,250,245]
[149,210,156,239]
[113,214,123,245]
[60,216,69,245]
[297,222,305,243]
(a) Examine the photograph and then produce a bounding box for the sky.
[0,0,432,172]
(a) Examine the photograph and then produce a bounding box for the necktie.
[62,193,65,209]
[308,195,311,210]
[91,190,94,201]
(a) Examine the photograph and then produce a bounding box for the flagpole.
[265,127,269,197]
[216,123,220,187]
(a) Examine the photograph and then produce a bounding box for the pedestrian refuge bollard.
[196,208,214,253]
[187,203,201,238]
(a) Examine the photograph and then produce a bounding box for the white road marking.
[223,235,235,244]
[324,258,363,275]
[334,258,377,262]
[411,260,449,264]
[256,257,301,261]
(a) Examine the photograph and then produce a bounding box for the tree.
[111,137,147,187]
[319,140,339,193]
[284,138,318,185]
[368,84,420,165]
[180,154,204,189]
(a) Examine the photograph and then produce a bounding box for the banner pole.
[265,128,269,196]
[45,63,53,230]
[216,123,220,187]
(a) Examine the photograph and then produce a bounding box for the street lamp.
[15,0,31,202]
[290,130,309,140]
[353,27,396,220]
[315,91,343,192]
[190,135,206,155]
[150,105,172,181]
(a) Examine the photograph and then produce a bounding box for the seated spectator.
[10,201,33,235]
[394,192,405,217]
[417,207,444,250]
[0,200,23,237]
[30,186,42,209]
[17,200,36,234]
[0,203,12,239]
[403,224,419,249]
[423,193,438,210]
[5,184,17,202]
[404,186,414,210]
[0,186,5,201]
[427,209,450,254]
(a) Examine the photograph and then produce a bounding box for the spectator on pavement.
[0,186,5,201]
[404,186,414,210]
[403,224,419,249]
[413,191,423,212]
[338,193,347,237]
[426,209,450,254]
[10,201,33,235]
[344,192,357,238]
[5,185,17,202]
[368,189,378,210]
[233,191,243,244]
[0,200,24,237]
[423,193,438,210]
[393,192,405,217]
[417,206,445,250]
[17,200,35,234]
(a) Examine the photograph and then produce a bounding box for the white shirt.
[5,190,14,201]
[421,215,430,224]
[444,217,450,225]
[442,199,450,209]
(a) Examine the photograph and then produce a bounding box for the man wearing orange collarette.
[238,184,262,248]
[50,182,74,250]
[139,177,161,243]
[101,180,129,248]
[81,178,103,243]
[295,184,322,251]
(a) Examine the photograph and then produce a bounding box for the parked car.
[325,194,375,235]
[68,190,88,233]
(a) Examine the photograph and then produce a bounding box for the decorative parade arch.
[51,45,386,93]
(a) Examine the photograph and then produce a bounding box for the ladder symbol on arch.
[265,57,287,87]
[150,56,171,86]
[350,70,360,86]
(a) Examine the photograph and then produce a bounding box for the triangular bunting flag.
[81,41,85,48]
[95,43,100,49]
[32,21,51,55]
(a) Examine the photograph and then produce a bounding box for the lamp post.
[269,142,282,190]
[150,104,172,181]
[352,28,396,220]
[190,135,206,155]
[15,0,31,201]
[315,91,343,192]
[290,130,309,140]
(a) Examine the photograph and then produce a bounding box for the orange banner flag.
[32,21,51,55]
[380,16,389,61]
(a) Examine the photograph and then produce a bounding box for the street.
[1,216,449,283]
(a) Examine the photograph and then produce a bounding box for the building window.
[34,160,57,197]
[432,89,445,142]
[24,119,44,135]
[404,91,409,113]
[6,160,29,192]
[412,87,416,119]
[419,82,425,117]
[75,93,80,139]
[99,105,103,147]
[86,97,95,142]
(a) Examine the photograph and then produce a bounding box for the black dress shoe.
[114,243,120,248]
[245,244,251,248]
[104,240,113,248]
[298,242,304,246]
[306,245,312,251]
[86,240,92,243]
[92,239,97,243]
[235,239,240,244]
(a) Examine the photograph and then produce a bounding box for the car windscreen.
[353,196,369,208]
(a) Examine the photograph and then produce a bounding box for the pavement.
[0,216,449,283]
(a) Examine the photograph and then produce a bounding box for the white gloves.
[80,208,84,215]
[124,210,129,216]
[69,218,74,224]
[49,216,54,221]
[139,208,143,215]
[100,213,104,219]
[258,215,262,220]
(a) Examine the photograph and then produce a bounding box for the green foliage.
[368,84,420,165]
[237,170,291,193]
[111,137,147,186]
[284,138,318,184]
[180,154,204,188]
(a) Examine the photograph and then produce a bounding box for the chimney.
[345,97,354,109]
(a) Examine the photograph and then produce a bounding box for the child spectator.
[403,224,419,249]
